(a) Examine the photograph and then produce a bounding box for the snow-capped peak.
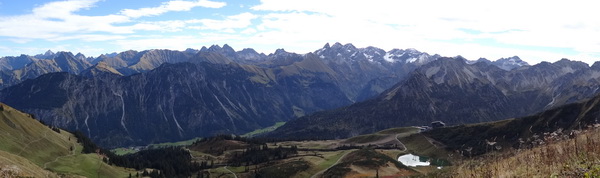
[493,56,529,70]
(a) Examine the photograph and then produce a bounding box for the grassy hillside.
[322,148,416,177]
[242,122,286,137]
[0,149,55,177]
[0,103,133,177]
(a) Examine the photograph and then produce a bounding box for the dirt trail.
[310,151,351,178]
[224,166,237,178]
[17,130,49,156]
[43,135,77,169]
[395,134,407,152]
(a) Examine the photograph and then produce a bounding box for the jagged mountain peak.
[74,52,86,60]
[96,54,108,59]
[274,48,288,55]
[222,44,235,51]
[208,44,222,50]
[104,52,118,58]
[184,48,199,54]
[343,43,357,50]
[383,48,436,64]
[496,56,523,63]
[477,57,491,63]
[550,58,589,74]
[553,58,587,67]
[33,50,58,59]
[591,61,600,70]
[405,48,421,54]
[80,61,123,77]
[314,43,438,65]
[44,49,55,56]
[315,42,358,56]
[201,44,239,61]
[119,50,139,55]
[491,56,529,71]
[239,48,257,53]
[200,46,208,52]
[53,51,91,73]
[361,46,384,54]
[236,48,266,62]
[55,51,75,59]
[453,55,468,61]
[331,42,343,48]
[325,42,356,51]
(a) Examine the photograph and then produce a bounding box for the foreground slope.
[414,92,600,177]
[0,103,132,177]
[424,90,600,155]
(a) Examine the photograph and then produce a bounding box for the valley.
[1,44,599,177]
[1,0,597,177]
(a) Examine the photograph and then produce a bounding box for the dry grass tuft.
[449,125,600,177]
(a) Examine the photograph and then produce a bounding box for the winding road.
[395,134,408,152]
[311,133,408,178]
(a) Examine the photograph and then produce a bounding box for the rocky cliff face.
[0,52,91,88]
[0,55,37,71]
[0,61,351,147]
[268,57,600,140]
[310,43,442,101]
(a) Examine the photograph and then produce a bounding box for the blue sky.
[0,0,599,64]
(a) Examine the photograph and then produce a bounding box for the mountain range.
[0,43,540,147]
[267,57,600,139]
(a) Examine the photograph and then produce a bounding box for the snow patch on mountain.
[493,56,529,71]
[383,53,394,62]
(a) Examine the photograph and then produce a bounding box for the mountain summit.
[492,56,529,70]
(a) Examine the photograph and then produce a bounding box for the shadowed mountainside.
[268,57,600,140]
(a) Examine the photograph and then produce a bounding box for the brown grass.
[449,125,600,177]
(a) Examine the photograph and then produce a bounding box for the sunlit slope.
[0,103,132,177]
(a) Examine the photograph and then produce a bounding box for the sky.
[0,0,599,64]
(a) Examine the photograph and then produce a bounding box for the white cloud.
[31,0,100,18]
[120,0,226,18]
[133,20,188,32]
[188,12,257,31]
[113,36,206,51]
[0,0,228,42]
[0,44,104,57]
[1,0,599,64]
[240,28,257,34]
[0,0,133,40]
[49,34,128,42]
[247,0,600,64]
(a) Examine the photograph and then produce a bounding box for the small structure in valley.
[431,121,445,128]
[419,126,431,132]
